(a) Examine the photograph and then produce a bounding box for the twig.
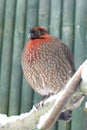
[0,60,87,130]
[37,60,87,129]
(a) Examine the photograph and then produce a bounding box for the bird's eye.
[36,30,41,35]
[32,30,40,36]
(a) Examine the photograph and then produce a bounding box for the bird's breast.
[22,37,75,96]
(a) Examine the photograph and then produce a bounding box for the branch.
[0,60,87,130]
[37,60,87,129]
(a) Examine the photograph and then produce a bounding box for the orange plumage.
[21,26,83,121]
[22,26,75,96]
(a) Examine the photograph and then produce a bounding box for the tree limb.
[0,60,87,130]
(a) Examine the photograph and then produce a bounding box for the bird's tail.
[58,110,72,121]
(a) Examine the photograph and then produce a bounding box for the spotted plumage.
[21,26,84,121]
[22,27,75,96]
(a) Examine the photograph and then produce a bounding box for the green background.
[0,0,87,130]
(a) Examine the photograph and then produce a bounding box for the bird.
[21,26,83,121]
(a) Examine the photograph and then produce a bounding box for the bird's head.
[28,26,49,40]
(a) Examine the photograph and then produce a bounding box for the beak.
[27,33,31,39]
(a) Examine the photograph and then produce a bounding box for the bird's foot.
[34,100,44,109]
[34,94,51,109]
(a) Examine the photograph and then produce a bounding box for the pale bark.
[0,60,87,130]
